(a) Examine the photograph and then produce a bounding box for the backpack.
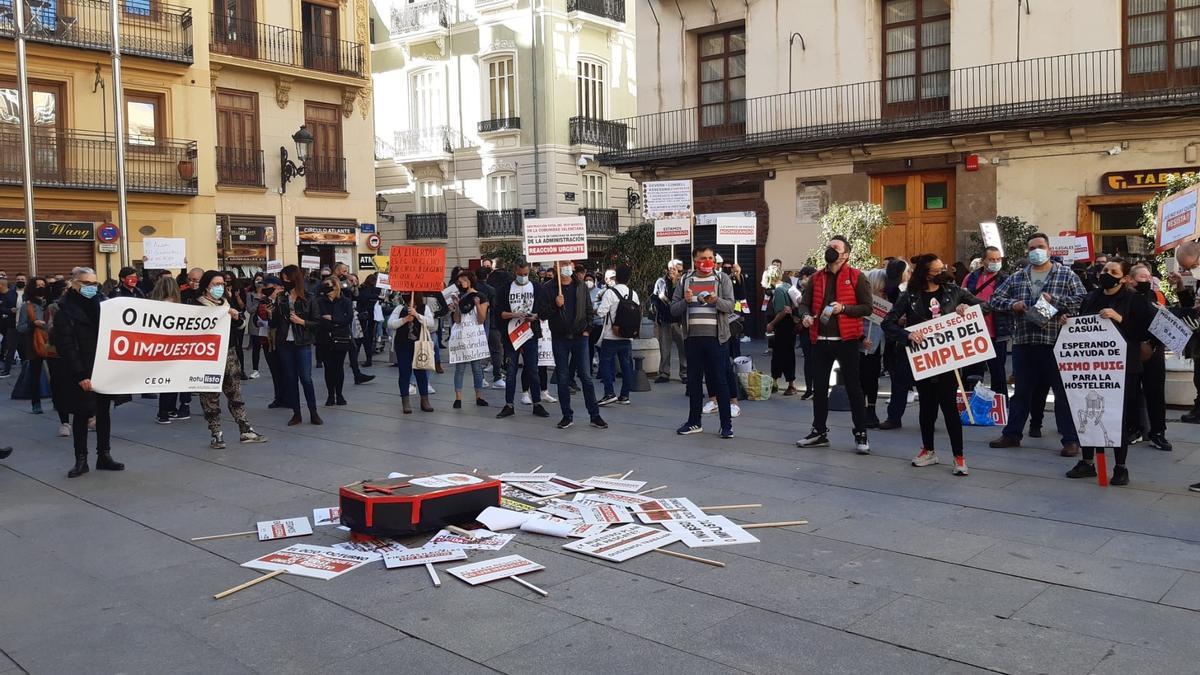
[611,287,642,338]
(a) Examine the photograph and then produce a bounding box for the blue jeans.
[685,337,731,430]
[455,359,485,393]
[504,339,540,405]
[277,342,316,413]
[395,339,429,397]
[1003,344,1078,445]
[599,339,634,398]
[553,337,599,420]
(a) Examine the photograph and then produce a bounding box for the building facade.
[0,0,375,278]
[370,0,638,266]
[602,0,1200,274]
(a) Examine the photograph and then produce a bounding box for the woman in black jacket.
[224,272,249,380]
[49,267,126,478]
[882,254,984,477]
[272,265,323,426]
[356,274,381,367]
[317,278,354,406]
[1065,259,1155,486]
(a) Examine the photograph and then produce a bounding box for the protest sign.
[476,506,534,531]
[389,245,447,291]
[142,237,186,269]
[715,216,757,245]
[1073,234,1093,263]
[869,296,893,325]
[634,498,706,523]
[584,491,657,507]
[563,524,681,562]
[1049,236,1076,261]
[1055,315,1126,447]
[499,472,557,483]
[300,255,320,270]
[579,503,635,525]
[409,473,483,488]
[662,516,760,548]
[1150,306,1193,354]
[979,221,1003,256]
[376,273,389,288]
[501,485,541,512]
[520,515,574,537]
[242,544,374,580]
[256,517,313,541]
[581,476,648,492]
[446,555,545,585]
[955,391,1008,426]
[905,305,995,381]
[538,321,554,366]
[332,538,407,561]
[382,545,466,569]
[523,217,588,263]
[427,529,514,551]
[643,180,693,219]
[507,476,588,497]
[1157,183,1200,253]
[266,259,283,274]
[654,218,691,246]
[538,498,586,521]
[312,507,341,526]
[441,284,457,305]
[91,297,230,395]
[448,315,490,364]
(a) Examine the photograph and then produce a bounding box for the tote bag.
[411,320,436,371]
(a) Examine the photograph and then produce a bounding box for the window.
[882,0,950,115]
[1124,0,1200,88]
[124,0,153,17]
[581,173,606,209]
[215,89,261,186]
[697,26,745,139]
[410,69,444,129]
[304,101,344,191]
[0,80,63,181]
[417,180,443,213]
[487,57,516,120]
[301,1,340,73]
[577,59,606,119]
[489,172,517,210]
[125,92,164,146]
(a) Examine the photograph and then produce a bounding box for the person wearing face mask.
[545,260,606,429]
[596,264,639,407]
[16,276,54,416]
[271,265,324,426]
[795,236,874,454]
[189,271,268,449]
[651,260,687,384]
[883,255,987,475]
[494,260,551,419]
[1064,259,1154,486]
[111,266,146,299]
[179,267,204,304]
[671,245,736,438]
[1,273,27,376]
[1126,263,1171,451]
[317,278,355,407]
[1168,241,1200,425]
[988,232,1087,456]
[961,246,1011,397]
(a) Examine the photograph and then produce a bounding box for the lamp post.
[280,125,314,193]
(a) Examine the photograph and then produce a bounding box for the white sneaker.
[730,403,741,418]
[480,380,490,389]
[739,336,751,343]
[911,448,939,467]
[906,390,918,403]
[408,384,418,395]
[58,423,70,437]
[541,390,557,403]
[249,370,260,379]
[952,456,969,476]
[493,378,506,389]
[702,400,718,414]
[428,385,436,394]
[521,392,532,405]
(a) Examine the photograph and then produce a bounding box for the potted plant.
[177,158,196,181]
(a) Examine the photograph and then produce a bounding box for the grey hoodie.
[669,270,735,344]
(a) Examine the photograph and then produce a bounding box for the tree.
[479,241,525,269]
[966,215,1037,271]
[805,202,889,270]
[600,222,670,306]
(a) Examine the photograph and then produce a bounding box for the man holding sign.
[882,255,991,476]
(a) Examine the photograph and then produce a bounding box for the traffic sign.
[97,222,120,243]
[98,243,118,253]
[366,233,381,250]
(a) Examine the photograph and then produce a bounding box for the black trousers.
[323,345,349,400]
[231,327,246,376]
[811,339,867,434]
[264,346,285,405]
[770,320,796,383]
[73,393,112,459]
[1136,348,1167,436]
[797,331,814,393]
[916,373,963,456]
[860,351,883,406]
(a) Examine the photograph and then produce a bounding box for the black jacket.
[49,290,103,414]
[111,284,145,299]
[271,290,322,346]
[545,280,593,339]
[882,283,985,343]
[1079,287,1155,375]
[317,294,354,344]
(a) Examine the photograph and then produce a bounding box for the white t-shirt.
[598,283,638,340]
[508,280,536,316]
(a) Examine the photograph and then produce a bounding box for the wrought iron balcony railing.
[570,116,628,150]
[567,0,625,23]
[477,209,523,238]
[210,14,365,78]
[406,212,448,240]
[374,136,395,161]
[390,0,450,35]
[478,117,521,133]
[580,207,618,237]
[304,155,346,192]
[393,126,463,160]
[0,127,198,195]
[0,0,193,63]
[599,49,1200,167]
[215,146,264,188]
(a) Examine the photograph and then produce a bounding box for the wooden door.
[302,2,339,74]
[304,102,342,191]
[211,0,256,59]
[215,89,260,186]
[871,171,956,264]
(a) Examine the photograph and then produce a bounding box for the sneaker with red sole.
[911,448,938,467]
[952,456,969,476]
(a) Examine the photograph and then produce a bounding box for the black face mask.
[933,271,954,285]
[262,287,276,298]
[823,248,840,265]
[15,281,25,289]
[1099,274,1122,291]
[1135,280,1152,295]
[322,285,336,295]
[282,281,295,291]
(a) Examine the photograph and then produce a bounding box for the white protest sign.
[507,476,589,497]
[580,476,648,492]
[312,507,341,526]
[1150,307,1193,354]
[446,555,545,586]
[332,538,407,561]
[376,273,389,288]
[579,503,635,525]
[142,237,186,269]
[520,514,575,538]
[979,221,1003,257]
[408,473,483,488]
[242,544,374,580]
[662,516,760,548]
[256,517,313,541]
[382,545,467,569]
[427,529,514,551]
[301,255,321,270]
[266,259,284,274]
[715,216,757,245]
[1157,183,1200,253]
[523,217,588,263]
[1055,315,1126,448]
[654,218,691,246]
[905,305,995,381]
[643,180,693,219]
[538,320,554,366]
[476,506,534,531]
[634,498,707,523]
[563,524,681,562]
[498,472,557,483]
[441,284,457,305]
[448,317,489,364]
[538,498,585,520]
[584,491,657,507]
[507,318,534,349]
[869,296,893,325]
[92,297,231,395]
[1049,236,1076,262]
[1073,235,1093,263]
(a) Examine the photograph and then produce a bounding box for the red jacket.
[809,266,864,341]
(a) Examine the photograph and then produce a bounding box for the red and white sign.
[1157,183,1200,253]
[523,217,588,263]
[427,529,514,551]
[447,555,545,585]
[92,297,231,394]
[579,503,635,525]
[312,507,341,526]
[382,545,467,569]
[563,524,681,562]
[634,497,707,523]
[869,296,893,325]
[653,218,691,246]
[715,216,757,245]
[256,517,313,541]
[580,476,647,492]
[366,233,381,250]
[242,544,374,580]
[904,305,996,381]
[662,516,760,548]
[1049,236,1075,261]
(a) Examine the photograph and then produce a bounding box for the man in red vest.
[795,235,874,453]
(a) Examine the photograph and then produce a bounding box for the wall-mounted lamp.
[280,125,314,194]
[626,186,641,214]
[788,33,807,93]
[376,193,395,222]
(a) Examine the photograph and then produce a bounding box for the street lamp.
[376,193,394,222]
[280,125,315,193]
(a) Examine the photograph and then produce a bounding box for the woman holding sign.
[449,270,491,412]
[388,294,443,414]
[882,255,986,476]
[1066,259,1154,486]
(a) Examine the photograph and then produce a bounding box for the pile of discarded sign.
[198,468,807,599]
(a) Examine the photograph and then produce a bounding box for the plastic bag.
[733,356,753,373]
[738,370,773,401]
[959,382,997,426]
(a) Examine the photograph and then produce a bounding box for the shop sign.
[1101,168,1198,194]
[357,254,377,270]
[297,225,357,246]
[0,220,95,241]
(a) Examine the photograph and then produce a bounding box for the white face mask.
[986,262,1002,273]
[585,280,595,289]
[515,275,529,285]
[1027,248,1049,266]
[560,265,574,277]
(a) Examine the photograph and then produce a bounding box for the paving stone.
[1089,643,1200,675]
[812,513,998,563]
[1092,532,1200,573]
[1160,571,1200,611]
[330,636,499,674]
[1014,585,1200,656]
[932,506,1114,554]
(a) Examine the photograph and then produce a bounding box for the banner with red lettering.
[92,297,231,394]
[905,305,995,381]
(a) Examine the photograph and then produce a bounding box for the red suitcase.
[338,474,501,537]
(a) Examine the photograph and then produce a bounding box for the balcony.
[215,147,264,188]
[0,0,193,64]
[303,155,346,193]
[580,207,618,237]
[393,126,464,163]
[478,117,521,134]
[374,136,395,161]
[477,209,523,238]
[569,117,628,151]
[406,213,448,240]
[0,128,197,195]
[567,0,625,23]
[599,49,1200,169]
[390,0,451,35]
[210,14,365,79]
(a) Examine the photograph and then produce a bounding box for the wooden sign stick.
[954,368,976,425]
[426,563,442,588]
[619,470,634,480]
[530,465,543,473]
[511,574,549,597]
[655,548,725,567]
[638,485,668,496]
[191,530,256,542]
[741,520,809,529]
[446,525,479,539]
[213,569,285,600]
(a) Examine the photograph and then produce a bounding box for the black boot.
[68,454,89,478]
[1183,407,1200,424]
[0,446,11,459]
[865,406,880,429]
[96,452,125,471]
